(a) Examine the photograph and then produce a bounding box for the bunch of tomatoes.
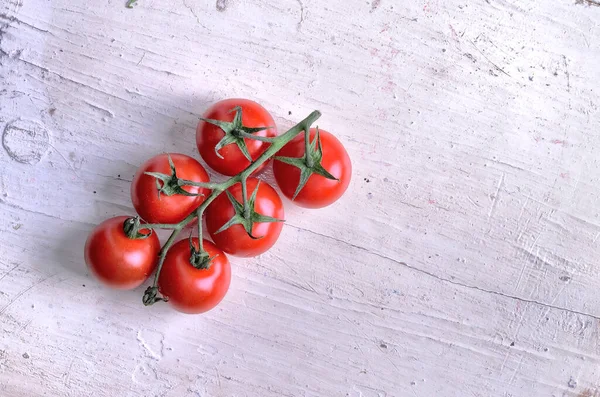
[84,99,352,314]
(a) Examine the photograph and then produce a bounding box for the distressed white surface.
[1,0,600,395]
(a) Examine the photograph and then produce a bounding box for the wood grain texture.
[1,0,600,395]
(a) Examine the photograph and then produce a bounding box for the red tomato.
[273,128,351,208]
[205,178,284,257]
[84,216,160,290]
[131,153,210,224]
[196,98,277,176]
[158,238,231,314]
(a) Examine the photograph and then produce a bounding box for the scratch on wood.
[518,235,544,266]
[48,143,80,179]
[488,173,505,220]
[507,355,524,384]
[84,101,114,118]
[137,51,146,66]
[296,0,305,30]
[466,196,481,208]
[0,263,20,283]
[469,40,511,77]
[182,0,206,28]
[0,281,40,315]
[516,195,530,228]
[563,55,571,92]
[514,260,527,293]
[548,281,569,307]
[17,318,32,335]
[277,276,318,294]
[63,357,75,387]
[215,367,222,388]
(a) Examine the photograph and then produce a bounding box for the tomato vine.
[85,101,352,314]
[132,110,322,306]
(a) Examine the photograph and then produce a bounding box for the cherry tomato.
[205,178,284,257]
[84,216,160,290]
[196,98,277,176]
[131,153,210,224]
[158,238,231,314]
[273,128,351,208]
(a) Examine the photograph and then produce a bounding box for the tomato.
[158,238,231,314]
[196,98,277,176]
[273,128,351,208]
[84,216,160,289]
[205,178,284,257]
[131,153,210,224]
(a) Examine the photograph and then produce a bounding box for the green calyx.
[200,106,275,162]
[275,127,338,200]
[215,180,283,239]
[188,234,215,270]
[145,154,203,198]
[142,286,167,306]
[123,216,152,239]
[126,0,137,8]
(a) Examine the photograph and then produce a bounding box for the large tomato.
[205,178,284,257]
[84,216,160,289]
[158,238,231,314]
[273,128,351,208]
[131,153,210,224]
[196,98,277,176]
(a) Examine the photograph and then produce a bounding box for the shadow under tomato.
[51,221,95,279]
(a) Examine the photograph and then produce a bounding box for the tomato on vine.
[196,98,277,176]
[158,238,231,314]
[273,127,351,208]
[205,178,284,257]
[131,153,211,224]
[84,216,160,290]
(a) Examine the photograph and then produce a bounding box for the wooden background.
[1,0,600,396]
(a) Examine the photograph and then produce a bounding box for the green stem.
[177,179,222,190]
[304,126,314,168]
[240,132,276,142]
[141,223,181,229]
[196,207,203,247]
[241,176,250,219]
[149,210,197,291]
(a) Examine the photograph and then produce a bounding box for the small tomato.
[273,128,351,208]
[84,216,160,289]
[196,99,277,176]
[205,178,284,257]
[131,153,210,224]
[158,238,231,314]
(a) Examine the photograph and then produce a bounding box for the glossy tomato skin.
[273,128,351,209]
[158,238,231,314]
[196,98,277,176]
[206,178,284,257]
[131,153,210,224]
[84,216,160,290]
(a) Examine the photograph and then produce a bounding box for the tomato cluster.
[84,98,352,314]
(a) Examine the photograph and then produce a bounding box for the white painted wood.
[1,0,600,395]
